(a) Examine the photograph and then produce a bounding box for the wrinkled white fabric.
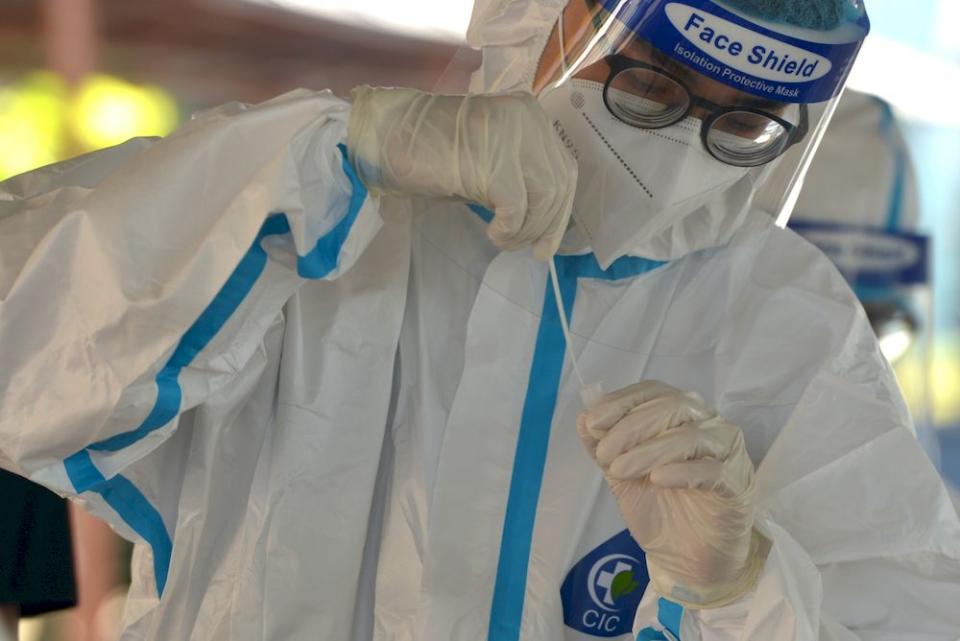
[1,89,403,641]
[400,212,960,641]
[348,86,576,260]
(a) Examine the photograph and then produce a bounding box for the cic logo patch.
[560,530,649,637]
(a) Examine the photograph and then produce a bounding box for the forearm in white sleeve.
[0,88,382,493]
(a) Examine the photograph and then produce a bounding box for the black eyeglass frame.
[601,54,810,167]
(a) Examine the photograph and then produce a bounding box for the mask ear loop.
[558,7,569,76]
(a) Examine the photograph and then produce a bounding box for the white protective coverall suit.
[760,89,940,462]
[1,4,960,641]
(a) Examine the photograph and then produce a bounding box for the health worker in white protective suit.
[1,0,960,640]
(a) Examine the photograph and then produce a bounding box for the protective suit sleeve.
[631,224,960,640]
[0,89,381,494]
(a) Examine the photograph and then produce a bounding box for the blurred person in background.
[0,1,959,641]
[0,470,76,641]
[59,506,127,641]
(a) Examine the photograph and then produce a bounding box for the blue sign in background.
[790,221,929,288]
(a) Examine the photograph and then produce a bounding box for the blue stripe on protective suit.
[65,451,173,594]
[468,203,495,224]
[871,97,906,232]
[487,241,666,641]
[488,257,578,641]
[657,598,683,638]
[635,599,684,640]
[62,143,366,595]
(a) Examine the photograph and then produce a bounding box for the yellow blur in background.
[70,73,178,151]
[898,331,960,429]
[0,71,178,180]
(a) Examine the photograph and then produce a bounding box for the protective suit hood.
[466,0,759,264]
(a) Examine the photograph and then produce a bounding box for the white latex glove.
[577,381,767,609]
[347,86,577,260]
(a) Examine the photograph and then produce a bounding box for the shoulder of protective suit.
[712,209,886,411]
[723,209,862,309]
[0,137,157,208]
[2,90,352,211]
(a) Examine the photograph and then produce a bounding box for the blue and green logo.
[560,530,650,637]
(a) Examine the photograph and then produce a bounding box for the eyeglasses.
[601,55,809,167]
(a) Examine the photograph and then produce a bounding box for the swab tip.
[580,381,604,409]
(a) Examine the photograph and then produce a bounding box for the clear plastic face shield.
[450,0,871,266]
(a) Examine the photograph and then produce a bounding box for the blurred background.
[0,0,957,639]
